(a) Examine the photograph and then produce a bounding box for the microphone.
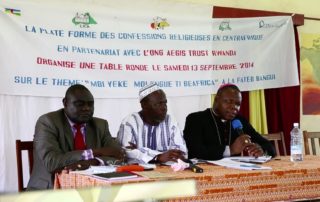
[189,164,204,173]
[232,119,244,135]
[232,119,251,156]
[182,159,204,173]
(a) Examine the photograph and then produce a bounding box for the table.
[55,156,320,201]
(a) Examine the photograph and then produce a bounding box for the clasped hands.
[61,147,126,173]
[125,142,185,164]
[156,149,186,163]
[92,146,126,161]
[230,134,264,157]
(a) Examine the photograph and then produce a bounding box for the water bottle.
[290,123,303,162]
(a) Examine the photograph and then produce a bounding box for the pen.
[240,164,260,168]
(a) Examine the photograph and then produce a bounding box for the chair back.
[303,131,320,155]
[264,132,287,156]
[15,139,33,192]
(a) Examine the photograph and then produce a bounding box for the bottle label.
[291,145,302,154]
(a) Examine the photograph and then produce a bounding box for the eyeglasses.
[106,159,127,166]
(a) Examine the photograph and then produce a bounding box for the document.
[70,165,116,175]
[161,161,175,166]
[136,171,175,179]
[189,158,208,164]
[226,155,272,164]
[139,163,157,170]
[207,158,272,170]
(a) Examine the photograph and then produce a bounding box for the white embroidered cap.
[139,83,160,101]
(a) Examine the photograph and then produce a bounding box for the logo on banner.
[259,20,285,29]
[150,17,169,30]
[219,20,231,31]
[72,13,97,28]
[5,8,21,16]
[313,38,320,49]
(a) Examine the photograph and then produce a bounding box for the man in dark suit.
[184,84,275,160]
[27,84,125,190]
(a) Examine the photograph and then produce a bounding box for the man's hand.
[230,135,252,155]
[125,142,137,150]
[157,149,185,163]
[93,147,126,160]
[245,143,264,158]
[58,159,100,173]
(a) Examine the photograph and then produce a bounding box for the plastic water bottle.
[290,123,303,162]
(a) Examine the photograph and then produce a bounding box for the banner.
[301,33,320,115]
[0,2,299,98]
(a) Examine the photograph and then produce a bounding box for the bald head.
[64,84,91,100]
[63,84,94,124]
[216,84,240,97]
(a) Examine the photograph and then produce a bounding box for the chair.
[15,139,33,192]
[303,131,320,155]
[264,132,287,156]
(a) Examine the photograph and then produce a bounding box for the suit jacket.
[183,108,275,160]
[27,109,120,190]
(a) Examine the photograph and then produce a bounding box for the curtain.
[264,27,301,155]
[249,90,268,134]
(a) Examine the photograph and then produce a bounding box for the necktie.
[74,124,86,150]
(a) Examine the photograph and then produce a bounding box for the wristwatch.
[154,155,159,162]
[149,155,159,164]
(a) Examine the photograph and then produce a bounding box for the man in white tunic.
[117,83,187,164]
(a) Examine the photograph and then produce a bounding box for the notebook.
[93,171,138,180]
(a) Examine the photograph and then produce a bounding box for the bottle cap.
[293,123,299,127]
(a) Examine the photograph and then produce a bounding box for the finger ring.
[244,140,249,143]
[77,164,82,168]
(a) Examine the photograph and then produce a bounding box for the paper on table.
[226,155,272,164]
[135,171,175,179]
[70,165,116,175]
[207,158,272,170]
[189,158,207,164]
[161,161,175,166]
[139,163,157,169]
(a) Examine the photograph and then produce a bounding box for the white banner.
[0,2,299,98]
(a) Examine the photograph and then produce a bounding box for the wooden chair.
[303,131,320,155]
[16,139,33,192]
[264,132,287,156]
